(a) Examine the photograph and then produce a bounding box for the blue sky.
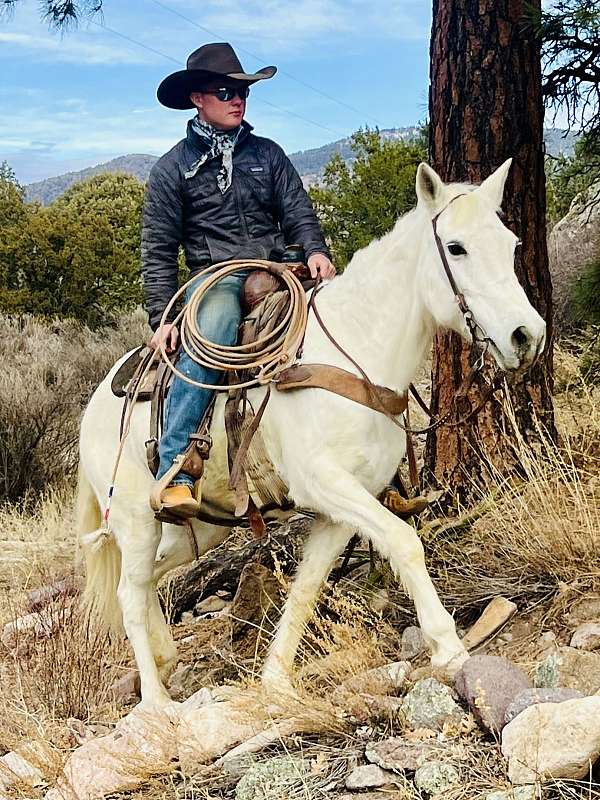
[0,0,431,184]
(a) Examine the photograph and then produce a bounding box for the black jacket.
[141,119,330,330]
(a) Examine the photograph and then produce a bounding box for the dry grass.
[419,358,600,628]
[0,311,148,505]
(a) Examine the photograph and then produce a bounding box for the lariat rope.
[102,259,308,528]
[158,259,309,390]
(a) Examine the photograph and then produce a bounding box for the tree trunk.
[425,0,554,500]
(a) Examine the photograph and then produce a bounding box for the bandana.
[185,116,242,193]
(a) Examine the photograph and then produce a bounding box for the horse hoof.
[431,647,469,678]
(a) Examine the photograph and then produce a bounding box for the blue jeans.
[157,271,247,487]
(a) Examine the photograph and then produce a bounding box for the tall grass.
[0,311,148,504]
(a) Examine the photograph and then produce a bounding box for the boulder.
[548,182,600,331]
[534,647,600,694]
[570,623,600,651]
[501,695,600,784]
[504,687,583,725]
[345,764,395,790]
[401,678,462,731]
[454,655,531,734]
[413,762,460,795]
[365,737,444,771]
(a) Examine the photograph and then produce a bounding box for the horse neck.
[307,210,435,391]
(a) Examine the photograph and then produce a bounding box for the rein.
[308,194,505,438]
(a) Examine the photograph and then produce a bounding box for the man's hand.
[149,323,179,353]
[307,253,336,280]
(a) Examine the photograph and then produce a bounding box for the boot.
[159,484,200,518]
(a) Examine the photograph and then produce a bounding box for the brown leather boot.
[159,484,200,518]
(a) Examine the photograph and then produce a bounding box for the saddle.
[112,262,409,532]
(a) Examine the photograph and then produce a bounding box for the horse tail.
[76,466,123,634]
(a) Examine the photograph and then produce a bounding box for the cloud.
[0,30,155,64]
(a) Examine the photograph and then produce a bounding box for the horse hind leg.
[262,516,353,693]
[113,508,172,708]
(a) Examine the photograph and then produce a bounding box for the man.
[141,42,335,517]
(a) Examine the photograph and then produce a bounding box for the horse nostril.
[511,326,530,352]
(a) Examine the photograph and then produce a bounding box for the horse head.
[415,160,546,374]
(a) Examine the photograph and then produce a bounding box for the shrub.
[0,312,148,504]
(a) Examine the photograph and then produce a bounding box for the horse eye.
[448,243,467,256]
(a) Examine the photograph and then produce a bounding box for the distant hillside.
[24,127,579,205]
[25,154,158,205]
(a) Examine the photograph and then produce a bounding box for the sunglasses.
[205,86,250,102]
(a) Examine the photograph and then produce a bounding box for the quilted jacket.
[141,119,330,330]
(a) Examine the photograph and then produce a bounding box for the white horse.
[78,160,546,708]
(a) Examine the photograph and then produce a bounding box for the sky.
[0,0,431,185]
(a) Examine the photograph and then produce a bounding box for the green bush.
[572,244,600,326]
[0,170,145,327]
[310,129,427,268]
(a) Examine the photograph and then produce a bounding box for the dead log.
[167,515,311,621]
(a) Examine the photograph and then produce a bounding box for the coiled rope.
[158,258,309,389]
[102,259,308,528]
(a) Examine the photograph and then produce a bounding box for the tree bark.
[425,0,554,500]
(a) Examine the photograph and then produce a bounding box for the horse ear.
[478,158,512,209]
[416,163,445,212]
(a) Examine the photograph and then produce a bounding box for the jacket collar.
[186,117,253,155]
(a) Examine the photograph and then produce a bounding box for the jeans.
[157,271,247,487]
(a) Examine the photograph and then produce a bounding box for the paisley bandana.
[185,116,242,193]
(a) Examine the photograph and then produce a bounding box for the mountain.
[24,127,579,205]
[24,154,158,205]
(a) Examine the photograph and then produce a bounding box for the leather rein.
[306,194,504,438]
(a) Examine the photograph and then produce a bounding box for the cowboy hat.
[157,42,277,110]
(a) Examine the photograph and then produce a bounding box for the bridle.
[309,193,505,439]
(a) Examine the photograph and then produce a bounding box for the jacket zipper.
[233,173,251,241]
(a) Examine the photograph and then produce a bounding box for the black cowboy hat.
[157,42,277,110]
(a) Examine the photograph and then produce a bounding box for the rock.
[341,693,405,724]
[109,670,140,702]
[0,748,44,792]
[454,655,531,734]
[413,762,460,795]
[47,706,179,800]
[345,764,395,790]
[195,595,229,615]
[501,695,600,783]
[167,662,205,701]
[1,607,60,648]
[570,623,600,651]
[235,756,310,800]
[26,575,82,612]
[365,737,443,771]
[401,678,462,731]
[341,661,411,695]
[400,626,426,660]
[534,647,600,694]
[486,787,536,800]
[461,597,517,651]
[504,687,583,725]
[548,182,600,331]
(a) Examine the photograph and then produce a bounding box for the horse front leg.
[262,516,353,693]
[298,462,468,673]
